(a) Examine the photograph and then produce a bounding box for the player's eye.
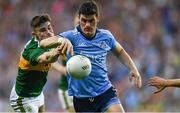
[39,28,46,32]
[88,19,95,23]
[48,25,52,30]
[81,18,87,23]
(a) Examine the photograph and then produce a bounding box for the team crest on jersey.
[99,41,107,48]
[25,105,32,112]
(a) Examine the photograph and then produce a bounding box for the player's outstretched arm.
[40,35,74,56]
[148,76,180,93]
[51,62,67,75]
[40,35,61,48]
[37,47,62,64]
[112,41,142,88]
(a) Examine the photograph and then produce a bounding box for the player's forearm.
[113,42,139,73]
[51,62,67,75]
[45,52,59,63]
[38,50,60,64]
[165,79,180,87]
[119,49,139,73]
[40,35,62,48]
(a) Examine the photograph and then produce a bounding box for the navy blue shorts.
[73,87,121,112]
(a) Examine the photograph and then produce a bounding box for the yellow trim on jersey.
[19,56,51,72]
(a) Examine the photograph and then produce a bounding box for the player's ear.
[97,18,99,22]
[97,16,100,22]
[32,31,36,36]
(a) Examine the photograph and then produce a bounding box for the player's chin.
[84,32,94,37]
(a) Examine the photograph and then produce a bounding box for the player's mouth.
[84,28,93,32]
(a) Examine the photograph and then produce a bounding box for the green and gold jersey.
[59,55,68,91]
[15,37,51,97]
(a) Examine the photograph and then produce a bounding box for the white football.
[66,55,92,79]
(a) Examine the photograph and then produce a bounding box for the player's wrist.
[52,48,60,56]
[57,36,63,45]
[165,79,171,87]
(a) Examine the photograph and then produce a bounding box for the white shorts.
[9,85,44,113]
[58,89,73,110]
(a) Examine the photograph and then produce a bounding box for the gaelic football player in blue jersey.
[40,1,142,112]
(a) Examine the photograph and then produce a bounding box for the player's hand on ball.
[58,38,74,56]
[129,71,142,88]
[148,76,166,94]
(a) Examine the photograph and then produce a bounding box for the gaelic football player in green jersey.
[9,14,73,113]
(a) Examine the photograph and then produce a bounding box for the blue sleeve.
[58,31,73,42]
[107,31,116,50]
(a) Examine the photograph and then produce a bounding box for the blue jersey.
[59,26,117,98]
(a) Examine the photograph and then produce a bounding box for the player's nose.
[85,22,91,27]
[46,30,52,37]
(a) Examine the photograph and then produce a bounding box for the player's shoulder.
[24,38,38,50]
[98,29,111,34]
[98,28,113,37]
[60,27,80,37]
[21,38,39,59]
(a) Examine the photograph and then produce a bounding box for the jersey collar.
[33,37,40,47]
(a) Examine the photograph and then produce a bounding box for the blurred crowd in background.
[0,0,179,112]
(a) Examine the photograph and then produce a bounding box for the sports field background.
[0,0,179,112]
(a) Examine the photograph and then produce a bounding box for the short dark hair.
[31,14,51,29]
[78,1,99,16]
